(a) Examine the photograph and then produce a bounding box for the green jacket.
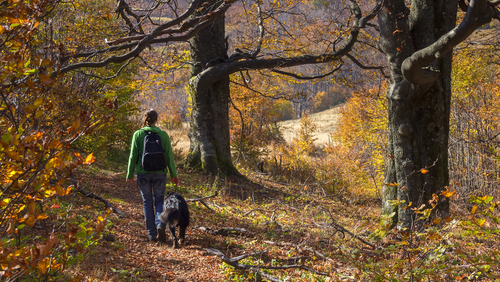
[126,126,177,179]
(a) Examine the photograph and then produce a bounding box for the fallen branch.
[243,208,271,217]
[205,248,329,281]
[317,206,376,249]
[69,173,127,217]
[186,191,218,202]
[263,240,336,264]
[321,220,375,249]
[186,191,218,212]
[196,226,252,236]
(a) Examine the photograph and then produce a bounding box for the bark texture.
[185,5,238,176]
[378,0,494,228]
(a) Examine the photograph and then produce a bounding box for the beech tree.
[378,0,499,228]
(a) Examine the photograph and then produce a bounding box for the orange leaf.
[25,215,36,227]
[420,169,429,174]
[54,185,65,196]
[37,213,49,220]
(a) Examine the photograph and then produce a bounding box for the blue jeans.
[137,173,167,239]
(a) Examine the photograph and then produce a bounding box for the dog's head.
[163,193,181,210]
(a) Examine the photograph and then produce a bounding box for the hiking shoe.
[157,225,166,243]
[148,235,158,243]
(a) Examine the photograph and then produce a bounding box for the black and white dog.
[159,192,190,248]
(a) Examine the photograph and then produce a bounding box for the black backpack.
[140,129,167,171]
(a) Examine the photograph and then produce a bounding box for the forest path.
[73,170,228,281]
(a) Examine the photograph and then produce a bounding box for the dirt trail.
[74,171,226,281]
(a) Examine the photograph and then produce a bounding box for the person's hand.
[171,177,179,186]
[126,179,134,183]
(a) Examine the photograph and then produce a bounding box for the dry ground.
[66,165,381,281]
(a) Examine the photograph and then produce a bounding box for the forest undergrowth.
[52,154,499,282]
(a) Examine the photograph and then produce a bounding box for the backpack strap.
[141,129,158,135]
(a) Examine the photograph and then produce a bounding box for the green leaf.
[483,196,493,204]
[2,133,12,144]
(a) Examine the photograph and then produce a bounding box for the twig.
[263,240,336,264]
[69,173,127,217]
[185,192,218,212]
[329,221,375,249]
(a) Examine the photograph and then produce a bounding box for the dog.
[158,192,190,248]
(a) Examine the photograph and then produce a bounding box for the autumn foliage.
[0,0,135,279]
[1,0,499,280]
[449,44,500,204]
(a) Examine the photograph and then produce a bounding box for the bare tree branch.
[271,62,343,80]
[345,54,389,78]
[191,0,384,91]
[402,0,495,85]
[76,56,136,80]
[57,0,237,75]
[251,0,265,58]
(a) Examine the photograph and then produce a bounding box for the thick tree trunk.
[379,0,457,229]
[184,9,238,176]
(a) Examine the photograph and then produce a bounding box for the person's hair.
[143,109,158,127]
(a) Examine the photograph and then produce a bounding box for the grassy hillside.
[279,105,343,148]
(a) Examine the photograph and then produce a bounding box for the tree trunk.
[379,0,457,229]
[184,9,238,176]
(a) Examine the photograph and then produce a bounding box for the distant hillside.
[279,104,343,148]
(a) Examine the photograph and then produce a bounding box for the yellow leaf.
[33,97,43,107]
[37,258,49,274]
[45,158,55,170]
[43,189,55,198]
[471,205,478,214]
[477,218,486,227]
[85,153,95,164]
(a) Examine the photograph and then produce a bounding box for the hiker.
[126,109,179,242]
